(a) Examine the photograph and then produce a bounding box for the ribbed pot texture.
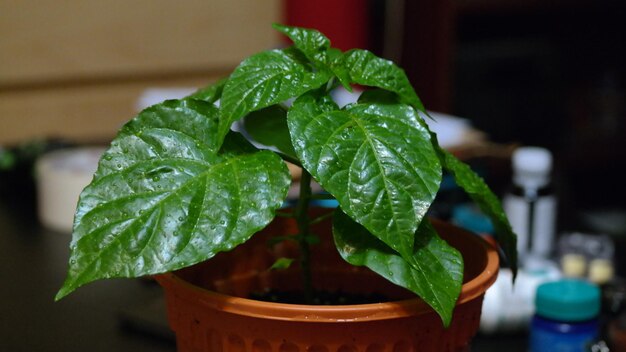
[156,211,499,352]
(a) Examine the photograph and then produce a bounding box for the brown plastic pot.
[156,211,499,352]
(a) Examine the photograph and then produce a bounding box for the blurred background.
[2,0,625,218]
[1,1,625,351]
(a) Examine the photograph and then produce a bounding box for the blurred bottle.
[530,279,601,352]
[504,147,557,264]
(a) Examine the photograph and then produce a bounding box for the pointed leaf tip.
[57,100,291,298]
[333,210,463,326]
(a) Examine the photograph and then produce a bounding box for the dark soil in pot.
[249,289,389,305]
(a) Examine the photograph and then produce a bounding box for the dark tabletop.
[0,199,175,352]
[0,196,529,352]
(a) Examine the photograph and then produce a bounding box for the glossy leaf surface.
[273,24,351,92]
[333,209,463,326]
[343,49,425,112]
[186,77,226,104]
[243,105,297,158]
[327,48,353,91]
[272,24,330,65]
[56,99,291,299]
[219,48,331,145]
[436,146,518,276]
[288,94,441,256]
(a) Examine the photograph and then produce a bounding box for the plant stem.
[277,152,302,167]
[295,169,314,304]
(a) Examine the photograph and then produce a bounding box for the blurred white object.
[511,147,553,191]
[423,111,474,149]
[330,86,362,107]
[135,87,197,111]
[35,147,104,233]
[480,263,561,334]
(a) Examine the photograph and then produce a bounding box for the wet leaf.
[273,23,330,65]
[288,93,441,256]
[435,146,518,277]
[333,209,463,326]
[56,99,291,300]
[186,78,227,104]
[219,48,331,145]
[342,49,425,112]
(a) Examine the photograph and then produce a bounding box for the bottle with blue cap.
[530,279,601,352]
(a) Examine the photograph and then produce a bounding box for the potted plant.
[56,24,517,350]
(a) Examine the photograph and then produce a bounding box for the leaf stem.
[295,169,314,304]
[277,152,302,167]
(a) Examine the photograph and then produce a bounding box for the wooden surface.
[0,0,281,145]
[0,0,281,86]
[0,75,224,145]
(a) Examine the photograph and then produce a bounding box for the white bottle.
[503,147,557,262]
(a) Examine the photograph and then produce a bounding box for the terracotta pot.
[156,210,499,352]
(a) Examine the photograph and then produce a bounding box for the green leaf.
[435,146,518,276]
[270,257,294,270]
[342,49,425,112]
[243,105,297,158]
[327,48,352,92]
[333,209,463,327]
[186,77,227,104]
[287,89,339,121]
[288,94,441,256]
[219,47,332,146]
[56,99,291,300]
[272,23,330,65]
[272,24,351,92]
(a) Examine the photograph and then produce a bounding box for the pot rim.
[155,223,499,323]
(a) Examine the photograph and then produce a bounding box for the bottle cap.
[512,147,552,190]
[535,279,600,322]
